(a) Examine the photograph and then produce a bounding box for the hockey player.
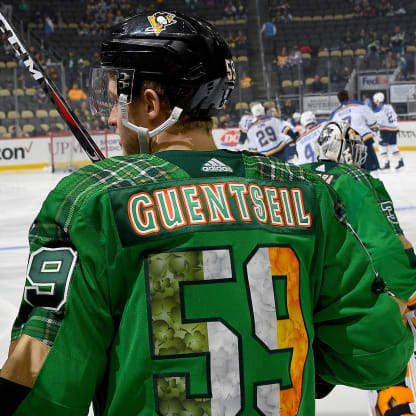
[331,90,380,171]
[373,91,404,170]
[290,111,304,135]
[295,110,326,164]
[237,110,255,146]
[246,102,296,161]
[302,120,416,299]
[1,11,413,416]
[302,120,416,416]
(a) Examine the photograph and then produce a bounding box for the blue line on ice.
[0,245,29,251]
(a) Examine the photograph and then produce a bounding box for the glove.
[377,385,415,416]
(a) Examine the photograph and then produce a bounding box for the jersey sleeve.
[2,182,115,415]
[313,185,413,389]
[337,175,415,299]
[363,105,378,128]
[369,176,404,236]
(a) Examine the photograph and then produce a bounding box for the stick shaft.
[0,13,105,162]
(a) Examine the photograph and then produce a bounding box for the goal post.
[49,130,120,172]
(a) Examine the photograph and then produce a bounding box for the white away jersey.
[239,114,256,134]
[330,101,378,141]
[374,104,398,131]
[247,116,292,156]
[296,121,326,164]
[282,120,297,136]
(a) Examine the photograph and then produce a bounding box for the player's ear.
[143,88,161,121]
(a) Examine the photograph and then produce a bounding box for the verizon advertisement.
[0,124,414,169]
[0,131,121,169]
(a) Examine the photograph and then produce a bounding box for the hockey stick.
[0,12,105,162]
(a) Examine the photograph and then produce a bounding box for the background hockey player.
[289,111,304,136]
[246,102,296,161]
[302,120,416,416]
[331,90,380,172]
[266,106,300,155]
[295,110,326,164]
[0,11,413,416]
[237,109,255,147]
[373,91,404,170]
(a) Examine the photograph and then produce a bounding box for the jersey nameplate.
[110,179,315,246]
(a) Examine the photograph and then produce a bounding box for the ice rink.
[1,152,416,415]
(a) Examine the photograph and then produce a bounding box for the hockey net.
[49,129,121,172]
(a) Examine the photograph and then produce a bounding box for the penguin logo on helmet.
[146,12,177,34]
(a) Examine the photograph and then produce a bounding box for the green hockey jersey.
[4,150,413,416]
[303,160,416,300]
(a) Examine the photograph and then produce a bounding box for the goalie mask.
[315,121,367,167]
[89,11,236,152]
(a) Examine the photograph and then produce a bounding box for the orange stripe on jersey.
[269,247,308,416]
[264,142,286,156]
[296,122,324,143]
[333,103,361,113]
[362,132,374,142]
[380,127,399,132]
[248,116,273,129]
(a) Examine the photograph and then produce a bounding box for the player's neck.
[150,129,216,153]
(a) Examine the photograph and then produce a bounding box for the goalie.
[302,120,416,416]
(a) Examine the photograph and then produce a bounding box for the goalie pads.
[368,381,415,416]
[377,384,414,416]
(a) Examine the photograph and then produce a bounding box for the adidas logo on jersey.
[202,158,233,173]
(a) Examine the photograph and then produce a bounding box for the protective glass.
[88,67,135,117]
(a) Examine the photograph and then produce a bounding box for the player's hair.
[138,80,213,134]
[337,90,350,103]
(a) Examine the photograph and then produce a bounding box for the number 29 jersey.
[247,115,292,156]
[7,150,412,416]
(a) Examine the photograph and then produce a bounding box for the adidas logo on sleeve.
[202,158,233,173]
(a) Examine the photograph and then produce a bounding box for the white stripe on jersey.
[295,121,326,164]
[246,116,292,156]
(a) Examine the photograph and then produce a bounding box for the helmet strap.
[119,94,183,154]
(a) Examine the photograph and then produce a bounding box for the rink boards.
[0,121,416,170]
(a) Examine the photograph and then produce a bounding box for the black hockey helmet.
[90,11,236,118]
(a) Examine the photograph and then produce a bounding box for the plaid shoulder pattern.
[337,164,378,198]
[19,155,190,347]
[338,164,403,235]
[243,152,347,223]
[243,152,324,183]
[11,308,61,346]
[30,155,190,240]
